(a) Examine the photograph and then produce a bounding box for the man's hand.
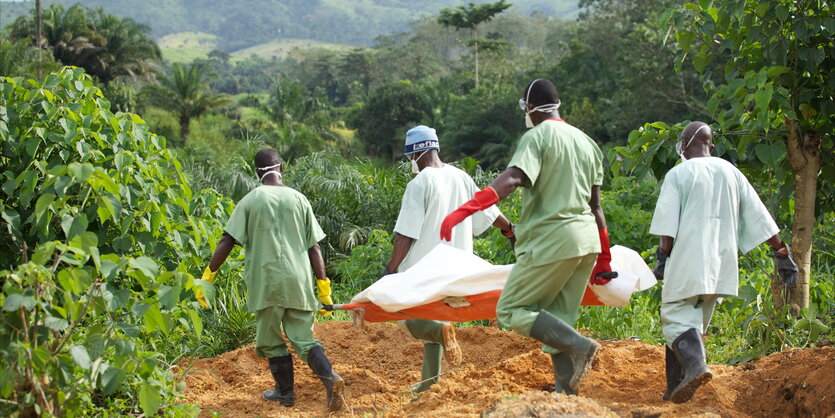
[772,246,798,287]
[590,228,616,285]
[502,223,516,250]
[440,187,500,241]
[196,266,217,309]
[316,278,334,316]
[381,266,395,278]
[653,247,668,281]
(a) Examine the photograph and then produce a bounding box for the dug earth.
[181,321,835,417]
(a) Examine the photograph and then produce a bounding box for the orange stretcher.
[325,281,607,326]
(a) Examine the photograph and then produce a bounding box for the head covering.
[404,125,440,155]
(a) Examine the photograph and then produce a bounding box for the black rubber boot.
[263,355,295,406]
[669,328,712,404]
[307,345,345,412]
[662,345,683,401]
[529,310,600,392]
[550,353,577,395]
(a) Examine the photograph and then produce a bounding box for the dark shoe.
[669,328,712,404]
[307,345,345,412]
[551,353,577,395]
[263,355,295,406]
[662,345,683,401]
[529,310,600,392]
[411,342,442,393]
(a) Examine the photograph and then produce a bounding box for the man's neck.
[419,152,444,170]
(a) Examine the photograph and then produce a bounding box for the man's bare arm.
[209,234,237,271]
[385,233,415,273]
[308,243,327,280]
[588,185,607,230]
[490,167,528,199]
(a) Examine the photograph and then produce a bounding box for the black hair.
[254,148,281,170]
[523,79,560,107]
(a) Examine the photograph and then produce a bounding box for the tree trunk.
[473,28,480,89]
[180,114,190,141]
[775,119,822,314]
[35,0,42,80]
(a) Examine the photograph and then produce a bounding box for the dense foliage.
[0,68,230,415]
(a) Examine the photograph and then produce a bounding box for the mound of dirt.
[179,321,835,417]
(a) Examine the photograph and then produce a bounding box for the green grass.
[230,38,352,59]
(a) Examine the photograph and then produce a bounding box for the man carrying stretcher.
[441,79,615,395]
[382,125,516,392]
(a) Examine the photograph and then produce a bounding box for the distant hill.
[0,0,578,52]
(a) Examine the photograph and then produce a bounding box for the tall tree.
[141,62,230,140]
[347,81,433,161]
[438,0,512,89]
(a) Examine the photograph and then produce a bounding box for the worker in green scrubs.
[196,148,344,412]
[441,79,614,395]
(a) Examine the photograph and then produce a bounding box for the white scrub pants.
[660,294,721,346]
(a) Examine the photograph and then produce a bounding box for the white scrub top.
[394,164,501,271]
[650,157,778,302]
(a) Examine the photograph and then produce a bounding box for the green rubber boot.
[410,342,443,393]
[405,319,462,365]
[551,353,577,395]
[529,310,600,392]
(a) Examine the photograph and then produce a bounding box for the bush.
[0,68,232,415]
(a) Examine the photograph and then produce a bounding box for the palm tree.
[8,4,160,85]
[88,10,160,84]
[141,62,230,140]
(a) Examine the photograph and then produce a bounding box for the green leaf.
[143,304,170,335]
[61,213,89,240]
[100,365,126,395]
[158,285,181,310]
[754,84,774,114]
[68,163,94,183]
[187,308,203,337]
[2,293,36,312]
[70,345,91,369]
[34,193,56,219]
[130,257,159,280]
[754,142,786,168]
[44,316,69,331]
[138,383,162,416]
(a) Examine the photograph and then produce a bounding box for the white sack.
[351,243,656,312]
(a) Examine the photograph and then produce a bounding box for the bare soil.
[180,321,835,417]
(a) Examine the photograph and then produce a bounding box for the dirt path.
[180,321,835,417]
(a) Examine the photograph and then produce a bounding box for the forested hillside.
[0,0,578,49]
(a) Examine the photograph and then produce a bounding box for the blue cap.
[404,125,440,154]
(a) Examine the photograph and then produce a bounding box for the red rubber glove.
[590,228,616,285]
[440,187,500,241]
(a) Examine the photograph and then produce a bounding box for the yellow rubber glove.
[316,277,333,316]
[196,266,217,309]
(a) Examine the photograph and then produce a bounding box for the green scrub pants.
[496,253,596,354]
[660,294,720,346]
[255,305,322,362]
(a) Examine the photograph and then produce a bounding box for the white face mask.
[257,163,283,182]
[409,150,429,174]
[677,125,710,162]
[519,80,561,129]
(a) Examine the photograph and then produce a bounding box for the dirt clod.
[180,321,835,417]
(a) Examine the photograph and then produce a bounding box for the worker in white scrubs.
[383,125,516,392]
[650,121,798,404]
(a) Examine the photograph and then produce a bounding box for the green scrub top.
[507,119,603,266]
[224,185,326,312]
